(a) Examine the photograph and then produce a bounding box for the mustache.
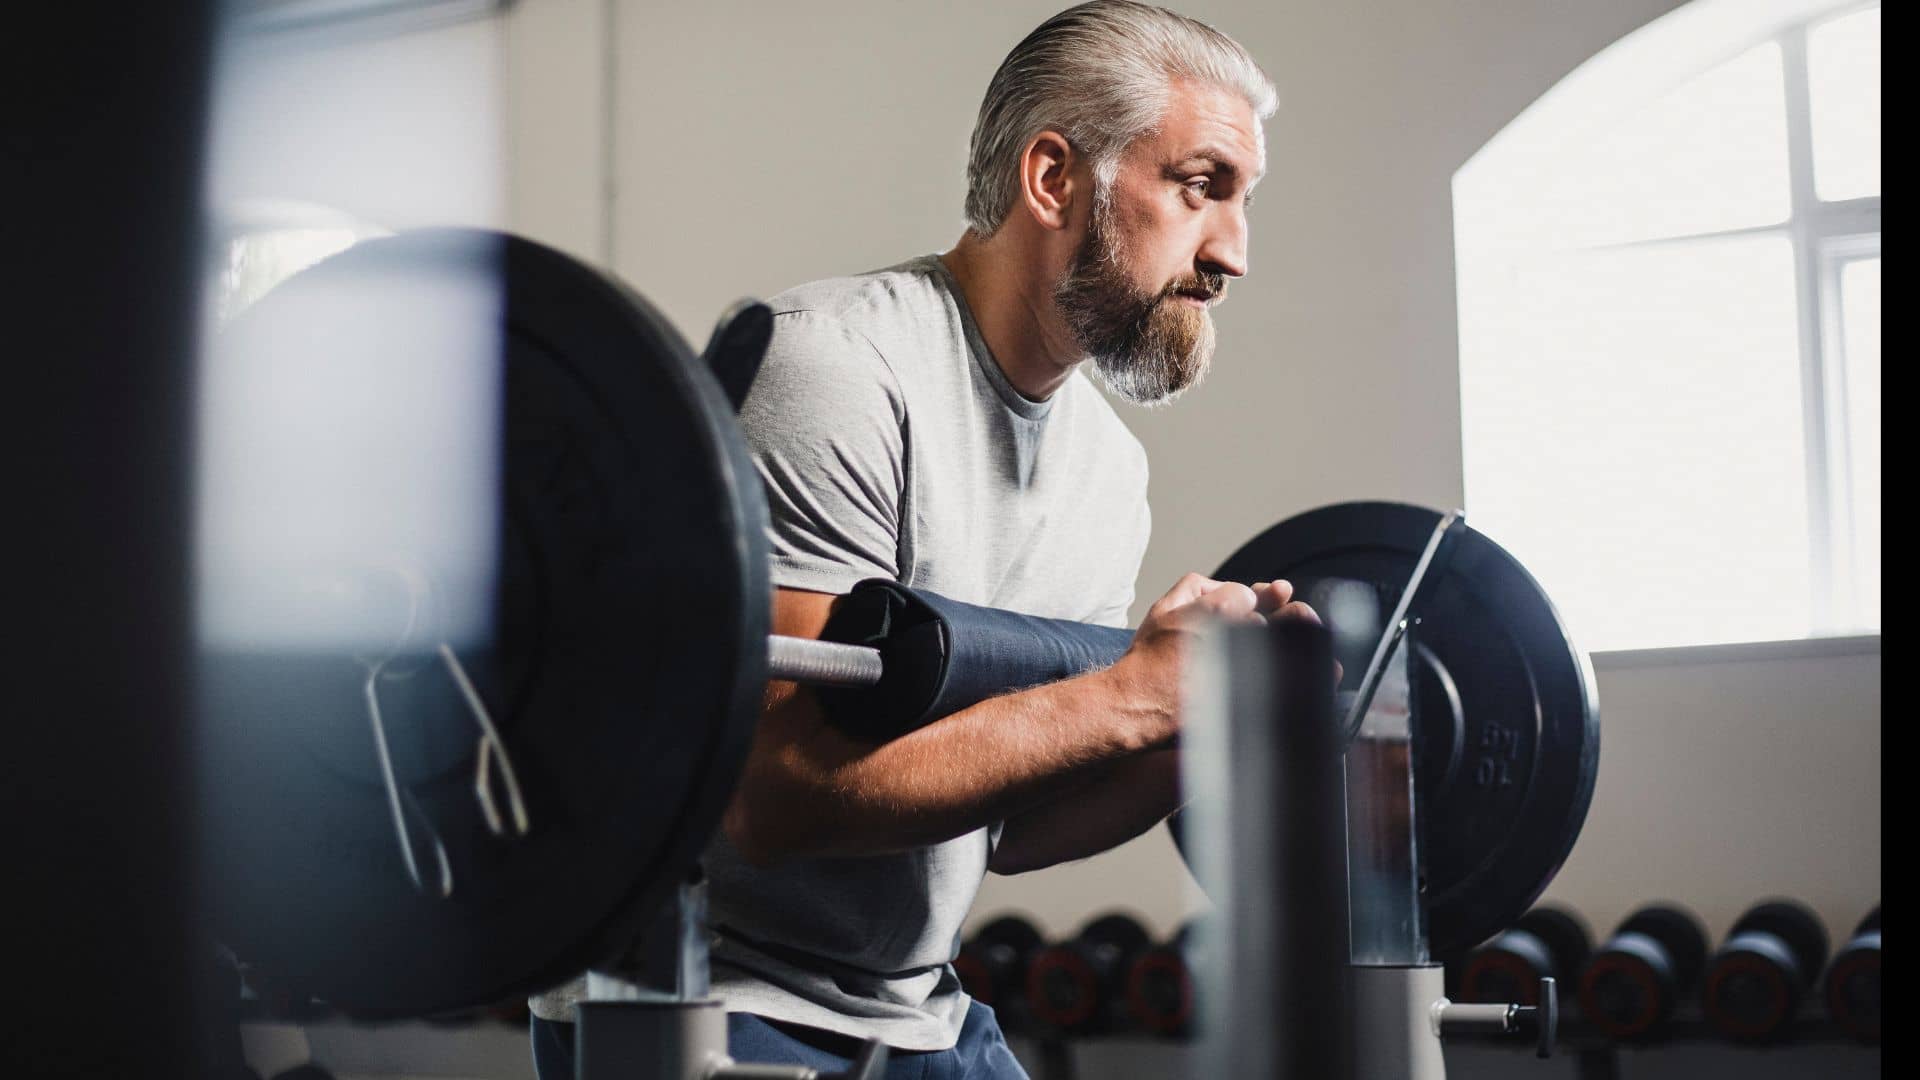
[1166,272,1229,303]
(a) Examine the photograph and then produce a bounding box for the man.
[531,3,1318,1075]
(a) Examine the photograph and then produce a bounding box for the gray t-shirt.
[531,254,1151,1050]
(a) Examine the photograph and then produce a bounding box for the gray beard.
[1052,206,1218,407]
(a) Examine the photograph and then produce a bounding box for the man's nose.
[1197,203,1250,280]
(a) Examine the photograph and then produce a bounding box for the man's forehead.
[1151,82,1266,181]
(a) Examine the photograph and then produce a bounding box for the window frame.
[1782,9,1881,635]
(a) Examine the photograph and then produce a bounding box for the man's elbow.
[721,782,819,867]
[986,852,1038,876]
[721,793,779,868]
[721,771,848,866]
[987,835,1069,877]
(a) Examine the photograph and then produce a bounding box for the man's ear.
[1018,131,1078,231]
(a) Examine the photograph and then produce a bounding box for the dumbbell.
[1459,905,1591,1008]
[1576,904,1708,1041]
[1702,899,1829,1042]
[1824,905,1880,1043]
[1123,919,1206,1038]
[1025,912,1153,1036]
[954,914,1045,1028]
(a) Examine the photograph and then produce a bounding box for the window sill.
[1590,633,1881,671]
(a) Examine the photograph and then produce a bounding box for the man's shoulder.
[766,256,950,340]
[743,261,947,418]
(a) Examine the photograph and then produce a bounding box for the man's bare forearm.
[725,661,1172,863]
[986,748,1182,875]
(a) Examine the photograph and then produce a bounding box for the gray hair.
[963,1,1278,237]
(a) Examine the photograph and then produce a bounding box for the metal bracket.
[355,567,531,899]
[1338,509,1466,744]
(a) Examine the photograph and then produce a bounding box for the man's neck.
[940,232,1084,402]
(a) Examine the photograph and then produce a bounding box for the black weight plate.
[196,229,768,1015]
[1211,501,1599,960]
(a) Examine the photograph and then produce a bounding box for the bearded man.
[530,3,1321,1076]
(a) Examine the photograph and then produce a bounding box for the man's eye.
[1184,178,1210,199]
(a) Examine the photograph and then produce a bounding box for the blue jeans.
[531,1000,1028,1080]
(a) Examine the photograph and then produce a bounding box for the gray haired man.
[531,4,1319,1076]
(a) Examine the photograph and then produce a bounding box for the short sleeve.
[737,309,907,594]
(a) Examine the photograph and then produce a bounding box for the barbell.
[196,228,1597,1017]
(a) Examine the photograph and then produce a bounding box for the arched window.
[1453,0,1879,652]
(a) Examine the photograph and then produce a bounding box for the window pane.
[1809,6,1881,201]
[1460,234,1808,652]
[1532,42,1789,249]
[1838,257,1880,628]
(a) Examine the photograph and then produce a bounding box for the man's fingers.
[1152,576,1308,629]
[1154,571,1219,613]
[1251,579,1295,614]
[1273,599,1323,625]
[1197,580,1261,620]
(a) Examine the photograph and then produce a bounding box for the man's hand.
[1102,573,1325,750]
[1249,578,1326,624]
[987,574,1332,873]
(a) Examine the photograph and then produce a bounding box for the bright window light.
[1455,0,1880,653]
[1808,6,1881,201]
[1531,42,1790,250]
[1837,256,1880,627]
[1461,236,1808,651]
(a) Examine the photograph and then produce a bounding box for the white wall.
[210,13,508,233]
[502,0,1881,950]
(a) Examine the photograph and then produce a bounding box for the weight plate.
[196,229,769,1015]
[1209,501,1599,960]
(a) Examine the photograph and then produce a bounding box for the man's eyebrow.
[1164,148,1265,184]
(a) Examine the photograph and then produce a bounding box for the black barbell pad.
[813,579,1133,739]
